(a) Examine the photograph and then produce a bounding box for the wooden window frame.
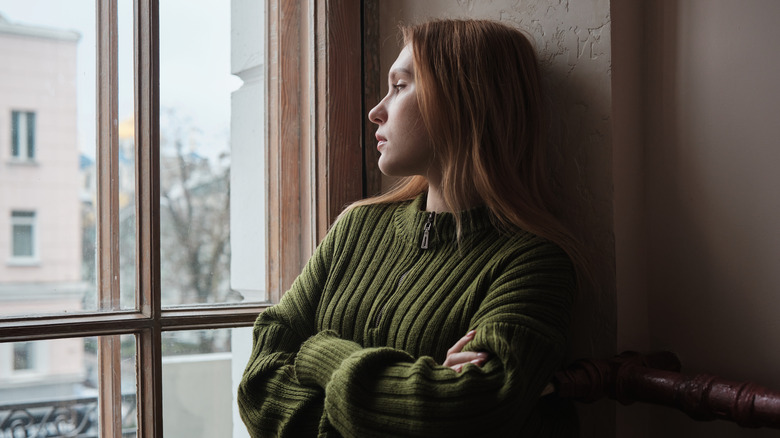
[0,0,377,436]
[267,0,370,299]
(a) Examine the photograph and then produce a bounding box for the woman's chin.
[376,159,394,177]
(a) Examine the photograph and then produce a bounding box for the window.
[11,111,36,160]
[10,211,36,261]
[12,342,35,371]
[0,0,368,436]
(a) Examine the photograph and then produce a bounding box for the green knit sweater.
[238,194,577,437]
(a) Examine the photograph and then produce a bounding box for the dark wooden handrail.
[553,351,780,429]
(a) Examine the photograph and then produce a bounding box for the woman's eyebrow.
[389,67,413,79]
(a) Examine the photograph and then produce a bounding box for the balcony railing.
[0,393,136,438]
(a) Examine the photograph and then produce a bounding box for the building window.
[10,211,36,261]
[13,342,35,371]
[11,111,36,161]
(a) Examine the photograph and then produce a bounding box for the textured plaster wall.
[378,1,616,437]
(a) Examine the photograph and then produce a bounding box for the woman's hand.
[442,330,489,373]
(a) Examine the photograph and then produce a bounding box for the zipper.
[375,212,434,330]
[420,211,436,250]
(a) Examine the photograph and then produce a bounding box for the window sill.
[6,159,39,167]
[7,258,40,267]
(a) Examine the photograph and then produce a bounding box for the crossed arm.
[238,264,573,435]
[238,212,575,436]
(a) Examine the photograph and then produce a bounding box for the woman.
[238,19,583,437]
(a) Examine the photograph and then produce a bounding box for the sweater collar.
[394,192,494,248]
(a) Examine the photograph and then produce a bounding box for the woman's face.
[368,45,437,180]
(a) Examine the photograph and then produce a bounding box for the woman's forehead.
[389,45,414,78]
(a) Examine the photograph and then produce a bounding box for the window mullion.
[160,304,271,330]
[96,0,121,312]
[98,335,124,436]
[134,0,162,436]
[137,327,162,437]
[96,0,123,436]
[135,0,160,321]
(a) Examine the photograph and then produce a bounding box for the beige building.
[0,13,86,401]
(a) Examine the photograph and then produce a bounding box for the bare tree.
[159,109,231,306]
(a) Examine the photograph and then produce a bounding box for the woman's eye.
[392,83,405,92]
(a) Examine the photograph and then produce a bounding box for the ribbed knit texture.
[238,194,577,437]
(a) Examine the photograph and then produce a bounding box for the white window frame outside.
[12,341,36,372]
[0,341,45,380]
[10,110,36,162]
[9,210,38,265]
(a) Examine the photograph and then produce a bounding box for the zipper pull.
[421,212,436,249]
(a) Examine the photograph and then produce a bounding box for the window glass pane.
[0,335,137,437]
[162,328,251,438]
[117,0,136,310]
[26,111,36,159]
[11,110,20,157]
[0,1,97,317]
[12,224,34,257]
[11,211,35,259]
[12,342,34,370]
[159,0,266,306]
[9,110,36,160]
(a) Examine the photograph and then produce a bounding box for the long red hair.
[348,19,589,285]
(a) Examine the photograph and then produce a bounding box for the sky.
[0,0,241,161]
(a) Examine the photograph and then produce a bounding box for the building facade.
[0,13,86,402]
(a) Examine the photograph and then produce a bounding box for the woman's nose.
[368,101,386,125]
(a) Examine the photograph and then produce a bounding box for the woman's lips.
[376,134,387,151]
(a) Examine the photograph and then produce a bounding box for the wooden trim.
[98,335,123,437]
[266,0,368,295]
[137,327,162,438]
[313,0,367,239]
[135,0,162,436]
[97,0,120,311]
[300,0,316,264]
[0,305,268,341]
[136,0,160,322]
[362,0,382,199]
[160,305,271,330]
[322,0,364,228]
[0,312,152,342]
[96,3,122,435]
[266,0,304,302]
[314,0,328,240]
[265,0,280,301]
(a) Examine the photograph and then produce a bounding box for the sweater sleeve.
[293,239,575,437]
[237,213,345,437]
